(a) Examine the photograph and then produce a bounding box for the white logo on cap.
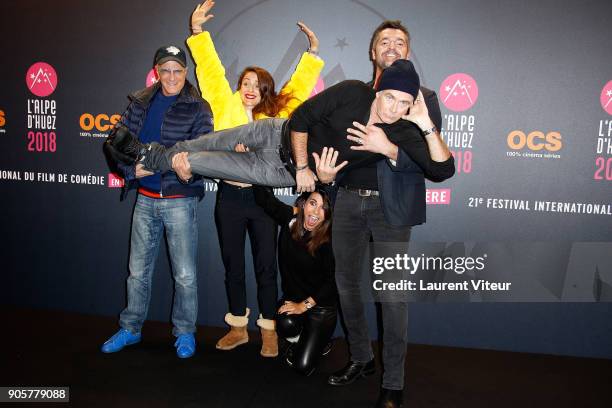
[166,46,180,55]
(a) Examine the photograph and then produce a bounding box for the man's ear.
[370,48,376,61]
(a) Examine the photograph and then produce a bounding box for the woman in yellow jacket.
[189,0,324,358]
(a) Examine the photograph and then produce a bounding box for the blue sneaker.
[174,333,196,359]
[101,328,141,353]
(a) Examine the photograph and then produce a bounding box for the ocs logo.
[26,62,58,97]
[507,130,562,152]
[0,109,5,127]
[79,113,121,132]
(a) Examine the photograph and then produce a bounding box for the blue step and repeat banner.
[1,0,611,358]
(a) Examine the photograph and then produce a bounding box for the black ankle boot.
[103,125,147,165]
[327,359,376,386]
[374,387,403,408]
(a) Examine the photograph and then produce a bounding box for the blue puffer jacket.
[117,80,213,199]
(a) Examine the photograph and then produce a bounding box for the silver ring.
[358,138,364,145]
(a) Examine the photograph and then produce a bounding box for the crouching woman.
[252,183,337,376]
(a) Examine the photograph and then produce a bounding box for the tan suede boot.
[216,309,249,350]
[257,315,278,357]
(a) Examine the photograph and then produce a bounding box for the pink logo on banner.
[108,173,125,188]
[309,77,325,97]
[601,80,612,115]
[440,73,478,112]
[26,62,58,97]
[146,69,159,87]
[426,189,451,205]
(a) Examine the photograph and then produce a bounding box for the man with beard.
[324,21,452,408]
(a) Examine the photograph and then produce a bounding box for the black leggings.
[276,304,337,375]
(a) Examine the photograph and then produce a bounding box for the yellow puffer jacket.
[186,31,324,131]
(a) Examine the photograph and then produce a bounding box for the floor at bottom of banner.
[0,306,609,408]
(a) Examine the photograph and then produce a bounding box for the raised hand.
[191,0,215,34]
[347,121,395,157]
[297,22,319,54]
[312,147,348,184]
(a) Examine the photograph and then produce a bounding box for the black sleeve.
[252,185,294,224]
[289,80,365,132]
[385,122,455,182]
[312,243,337,305]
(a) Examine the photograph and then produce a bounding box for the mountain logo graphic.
[600,80,612,115]
[440,73,478,112]
[146,69,159,87]
[26,62,58,97]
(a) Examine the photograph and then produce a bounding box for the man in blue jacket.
[101,45,213,358]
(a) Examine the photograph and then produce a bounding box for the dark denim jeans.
[119,194,199,336]
[332,187,411,390]
[215,182,278,319]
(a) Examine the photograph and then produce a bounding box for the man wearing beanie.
[325,21,453,408]
[101,45,212,359]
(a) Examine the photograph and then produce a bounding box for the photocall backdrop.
[1,0,611,358]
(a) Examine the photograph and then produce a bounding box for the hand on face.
[402,90,431,130]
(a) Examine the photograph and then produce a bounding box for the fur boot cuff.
[256,314,276,331]
[224,308,250,327]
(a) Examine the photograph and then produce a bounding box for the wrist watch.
[422,126,438,136]
[304,299,313,309]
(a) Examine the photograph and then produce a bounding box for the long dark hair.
[237,67,294,117]
[290,189,332,256]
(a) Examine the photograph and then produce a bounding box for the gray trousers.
[332,187,412,391]
[159,118,295,187]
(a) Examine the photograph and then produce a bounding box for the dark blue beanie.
[376,59,420,99]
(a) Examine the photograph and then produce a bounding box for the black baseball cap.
[154,45,187,67]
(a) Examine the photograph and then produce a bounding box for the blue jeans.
[119,194,199,336]
[332,187,412,390]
